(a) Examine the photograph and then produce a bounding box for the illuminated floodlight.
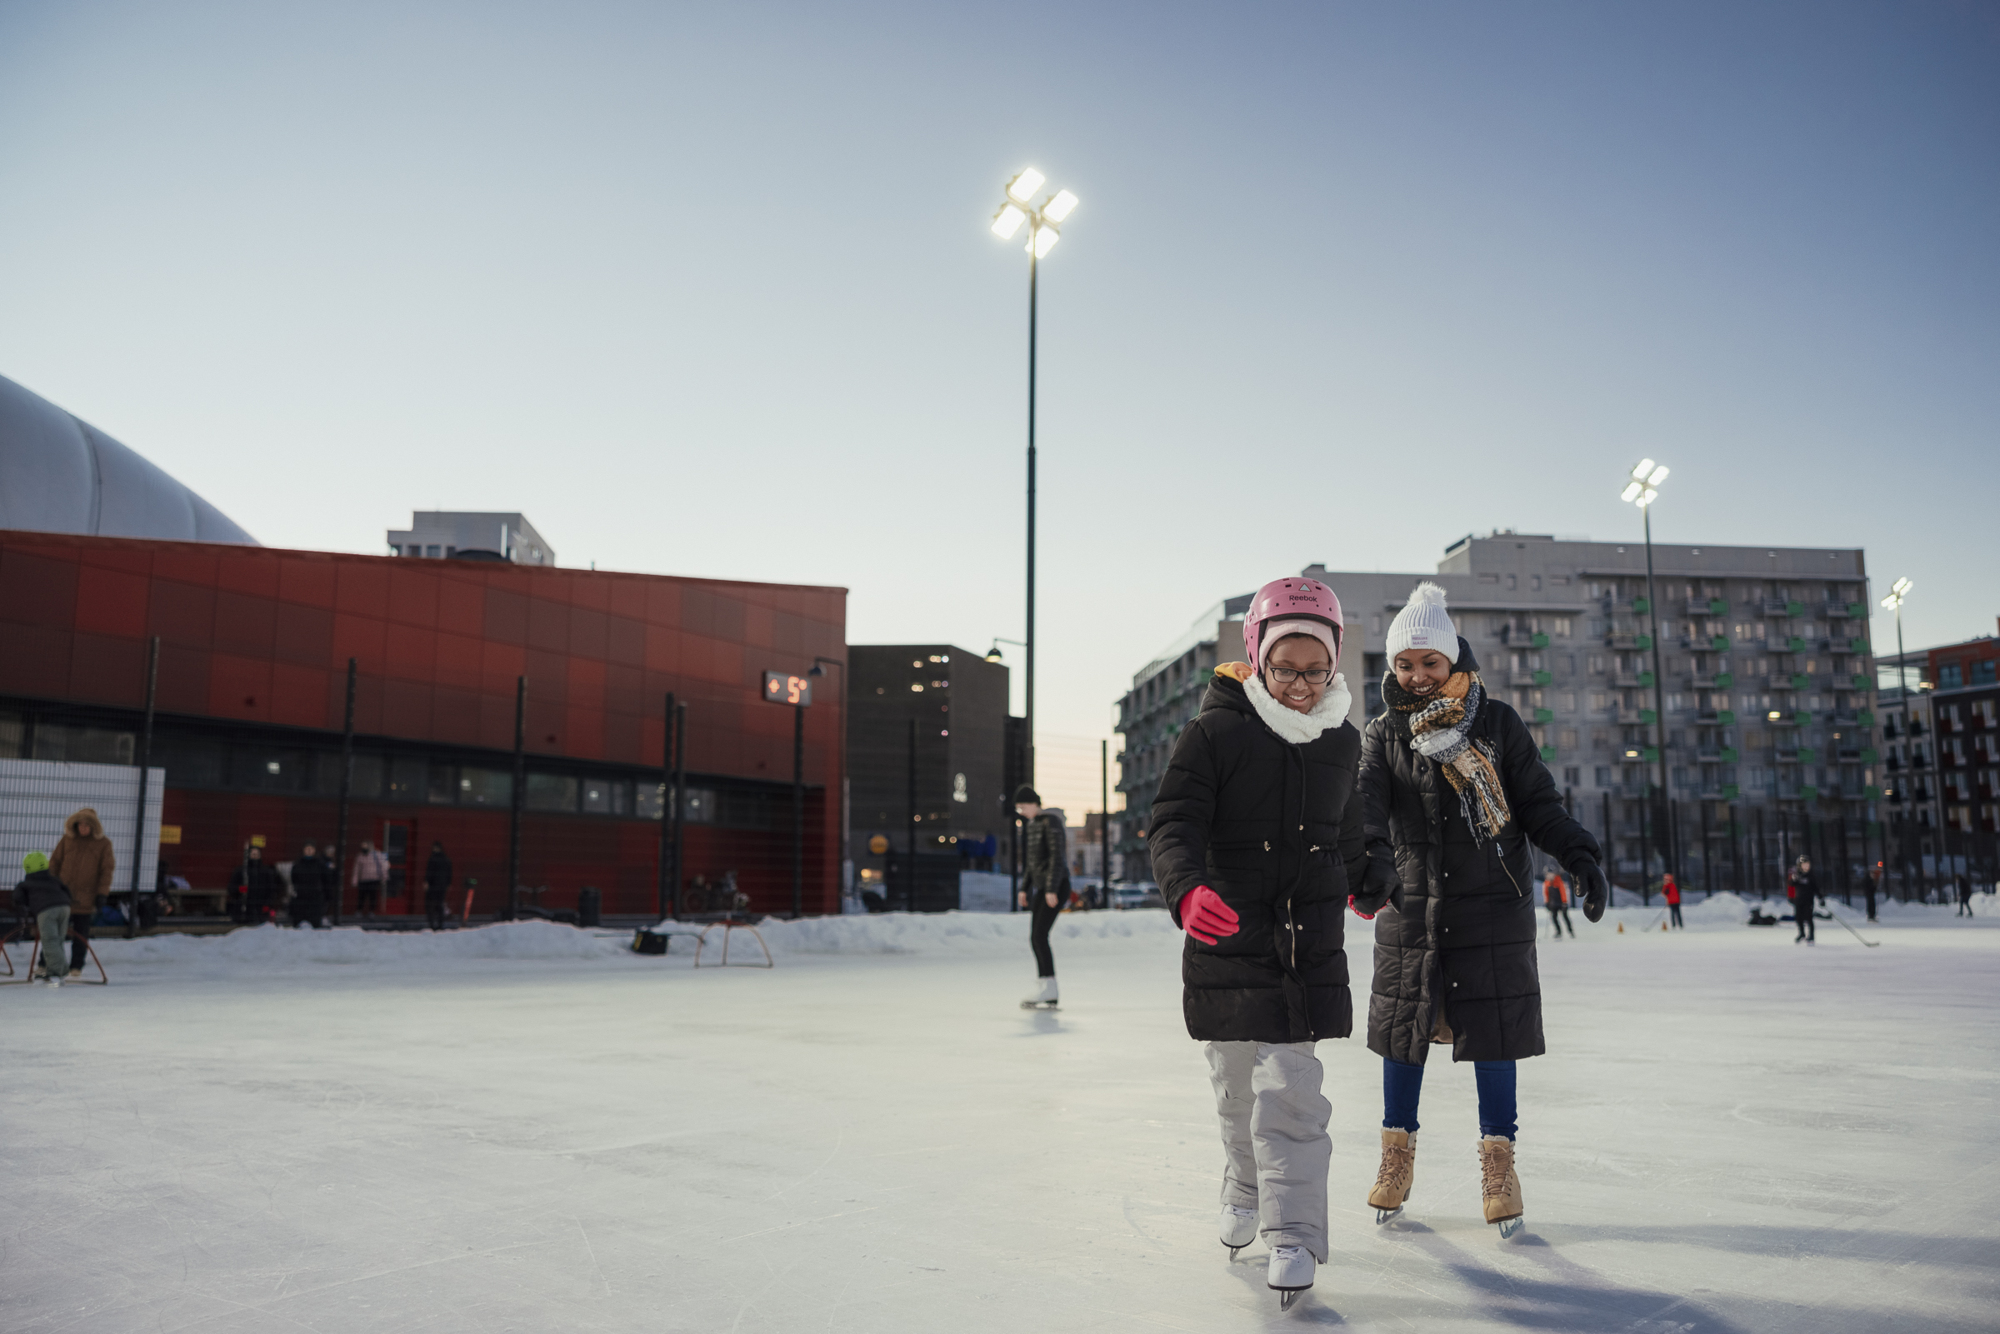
[1621,458,1667,508]
[1881,576,1914,610]
[1006,167,1046,203]
[1648,464,1669,485]
[1620,481,1644,504]
[1632,458,1656,480]
[1044,189,1079,222]
[1031,226,1060,258]
[991,203,1027,240]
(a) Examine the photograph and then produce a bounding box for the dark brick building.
[0,531,846,917]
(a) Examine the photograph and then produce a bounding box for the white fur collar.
[1245,671,1352,744]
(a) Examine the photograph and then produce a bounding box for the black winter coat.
[1150,669,1370,1044]
[1360,641,1602,1066]
[14,870,73,915]
[424,852,453,894]
[1788,870,1816,911]
[289,856,327,915]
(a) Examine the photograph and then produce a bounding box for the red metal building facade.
[0,532,846,916]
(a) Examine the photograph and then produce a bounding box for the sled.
[1,928,108,986]
[695,917,774,968]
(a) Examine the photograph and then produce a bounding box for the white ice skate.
[44,974,62,989]
[1267,1245,1313,1309]
[1219,1205,1257,1259]
[1020,976,1059,1010]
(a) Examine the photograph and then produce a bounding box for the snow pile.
[85,920,633,975]
[683,907,1184,956]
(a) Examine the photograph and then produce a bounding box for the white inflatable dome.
[0,374,256,545]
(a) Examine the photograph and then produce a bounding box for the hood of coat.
[1202,662,1352,744]
[65,808,106,840]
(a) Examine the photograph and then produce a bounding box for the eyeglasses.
[1267,667,1333,685]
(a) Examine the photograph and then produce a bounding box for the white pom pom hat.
[1385,582,1458,664]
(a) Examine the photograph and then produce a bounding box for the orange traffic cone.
[1617,922,1625,934]
[1661,921,1669,932]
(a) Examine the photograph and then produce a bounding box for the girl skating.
[1150,577,1390,1308]
[1358,583,1608,1237]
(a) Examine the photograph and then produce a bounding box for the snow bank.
[63,910,1185,976]
[738,907,1182,956]
[83,920,633,975]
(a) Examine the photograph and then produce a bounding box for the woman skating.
[1150,577,1393,1308]
[1358,583,1607,1237]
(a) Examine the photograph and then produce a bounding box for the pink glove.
[1181,885,1240,945]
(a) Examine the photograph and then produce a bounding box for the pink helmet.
[1243,576,1344,670]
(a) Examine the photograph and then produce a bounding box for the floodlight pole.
[1641,501,1676,881]
[1025,232,1038,793]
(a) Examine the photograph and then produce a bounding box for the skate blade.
[1018,1000,1058,1010]
[1373,1205,1403,1225]
[1279,1290,1303,1310]
[1226,1245,1243,1261]
[1495,1216,1524,1239]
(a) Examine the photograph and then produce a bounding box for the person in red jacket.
[1661,872,1683,929]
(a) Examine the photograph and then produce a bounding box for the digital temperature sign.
[762,671,812,706]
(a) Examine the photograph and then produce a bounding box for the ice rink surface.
[4,898,1997,1333]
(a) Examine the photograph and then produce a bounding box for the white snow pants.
[1204,1040,1331,1261]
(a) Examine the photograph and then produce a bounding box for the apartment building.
[1117,532,1880,891]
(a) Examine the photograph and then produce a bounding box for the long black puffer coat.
[1361,640,1602,1066]
[1150,667,1370,1044]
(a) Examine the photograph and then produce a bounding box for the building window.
[526,773,578,812]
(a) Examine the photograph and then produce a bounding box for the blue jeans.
[1383,1057,1518,1140]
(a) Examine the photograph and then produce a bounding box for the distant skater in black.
[1788,857,1817,944]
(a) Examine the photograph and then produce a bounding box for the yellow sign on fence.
[160,825,182,844]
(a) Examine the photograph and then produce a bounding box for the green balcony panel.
[1791,673,1810,690]
[1858,710,1874,727]
[1722,783,1741,798]
[1720,747,1739,763]
[1849,638,1868,654]
[1639,709,1658,725]
[1851,675,1872,691]
[1717,710,1735,725]
[1714,673,1733,688]
[1633,597,1651,614]
[1709,599,1729,615]
[1533,707,1555,724]
[1635,634,1654,650]
[1860,748,1879,764]
[1539,744,1558,763]
[1798,748,1816,764]
[1711,636,1730,652]
[1800,785,1819,801]
[1786,600,1805,617]
[1531,632,1549,649]
[1795,710,1813,724]
[1534,669,1553,686]
[1847,602,1865,618]
[1788,636,1807,653]
[1639,671,1656,687]
[1643,747,1660,762]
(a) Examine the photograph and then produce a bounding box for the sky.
[3,0,1996,819]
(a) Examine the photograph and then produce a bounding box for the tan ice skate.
[1367,1128,1416,1224]
[1478,1135,1524,1238]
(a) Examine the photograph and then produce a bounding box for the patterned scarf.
[1382,668,1512,841]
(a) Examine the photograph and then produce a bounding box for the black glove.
[1570,859,1608,923]
[1350,852,1403,919]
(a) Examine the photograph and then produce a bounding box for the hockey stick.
[1826,910,1880,948]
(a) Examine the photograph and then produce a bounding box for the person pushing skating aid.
[1149,576,1375,1309]
[1357,582,1609,1239]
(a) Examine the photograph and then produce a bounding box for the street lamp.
[984,636,1027,665]
[1620,458,1676,886]
[1878,577,1936,879]
[808,656,849,909]
[990,166,1079,794]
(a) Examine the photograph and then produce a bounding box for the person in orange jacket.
[1542,870,1574,939]
[1661,872,1683,929]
